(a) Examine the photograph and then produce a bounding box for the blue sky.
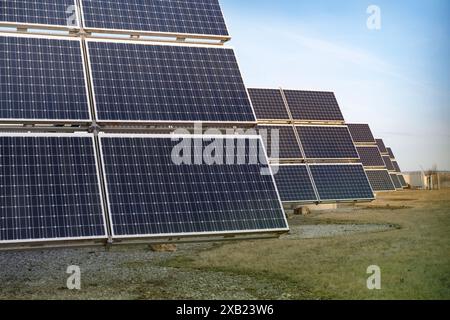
[222,0,450,171]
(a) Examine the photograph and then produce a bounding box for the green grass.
[166,189,450,300]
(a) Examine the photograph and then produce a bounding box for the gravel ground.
[0,223,395,300]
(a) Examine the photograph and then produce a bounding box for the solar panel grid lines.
[365,170,396,192]
[0,0,79,29]
[248,88,290,121]
[257,125,303,160]
[0,33,92,122]
[398,174,408,187]
[392,161,402,173]
[98,134,289,239]
[309,164,375,202]
[270,164,318,203]
[282,89,345,122]
[86,39,256,124]
[390,173,403,189]
[383,155,396,172]
[0,133,108,244]
[347,123,376,144]
[80,0,230,39]
[387,147,396,159]
[296,125,360,160]
[356,146,386,167]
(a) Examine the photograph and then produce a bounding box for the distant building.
[404,171,450,189]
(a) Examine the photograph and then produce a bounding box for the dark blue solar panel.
[387,147,396,159]
[0,135,106,243]
[296,126,359,159]
[398,175,407,187]
[390,173,402,189]
[310,165,374,201]
[272,165,317,203]
[81,0,229,37]
[357,146,385,167]
[376,139,388,154]
[283,90,344,122]
[347,124,376,144]
[365,170,396,192]
[0,0,77,27]
[88,41,254,123]
[100,135,288,237]
[392,160,402,173]
[257,126,303,160]
[248,89,290,120]
[0,35,90,121]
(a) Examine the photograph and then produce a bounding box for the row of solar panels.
[0,0,230,40]
[0,133,289,246]
[0,33,254,124]
[249,88,345,123]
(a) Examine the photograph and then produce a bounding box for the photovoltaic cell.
[390,173,402,189]
[0,35,90,121]
[88,41,255,123]
[347,124,376,144]
[356,146,385,167]
[248,88,290,121]
[257,126,303,160]
[383,156,396,172]
[309,165,374,202]
[398,175,408,187]
[283,90,344,122]
[376,139,388,154]
[387,147,396,159]
[271,165,317,203]
[0,134,106,243]
[99,135,288,238]
[296,126,359,159]
[0,0,77,28]
[81,0,229,37]
[365,170,396,192]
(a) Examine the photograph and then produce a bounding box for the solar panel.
[383,156,396,172]
[347,124,376,144]
[356,146,385,167]
[87,40,255,123]
[398,174,408,187]
[392,160,402,173]
[257,126,303,160]
[0,35,91,122]
[387,147,396,159]
[365,170,396,192]
[248,88,290,121]
[309,164,374,202]
[271,165,317,203]
[99,134,288,238]
[296,126,359,159]
[390,173,403,189]
[81,0,229,38]
[376,139,388,154]
[0,0,78,28]
[283,90,344,122]
[0,134,107,244]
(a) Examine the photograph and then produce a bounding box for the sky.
[221,0,450,171]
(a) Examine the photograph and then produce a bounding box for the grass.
[167,189,450,300]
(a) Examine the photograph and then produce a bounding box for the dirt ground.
[0,189,449,300]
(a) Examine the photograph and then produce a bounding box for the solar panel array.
[257,126,303,160]
[248,89,290,121]
[0,35,90,122]
[356,146,386,167]
[387,147,396,159]
[81,0,229,38]
[347,124,376,144]
[296,126,359,159]
[390,173,402,189]
[0,0,77,28]
[383,156,396,172]
[271,165,317,203]
[365,170,396,192]
[0,134,107,244]
[87,41,254,123]
[376,139,388,154]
